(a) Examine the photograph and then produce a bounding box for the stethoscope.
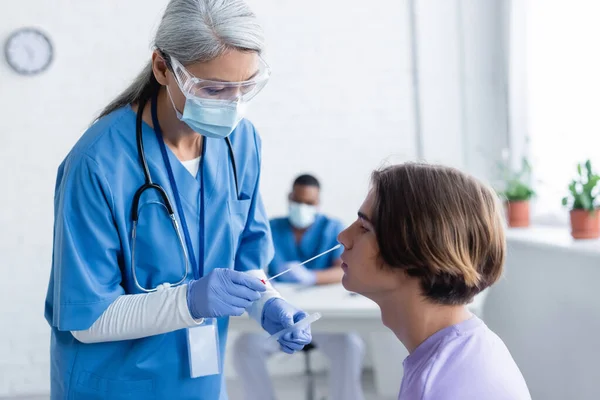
[130,93,239,293]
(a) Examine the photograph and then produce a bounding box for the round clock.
[4,28,53,75]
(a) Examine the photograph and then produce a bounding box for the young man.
[338,163,531,400]
[233,174,365,400]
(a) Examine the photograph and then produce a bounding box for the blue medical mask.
[167,87,245,139]
[289,202,317,229]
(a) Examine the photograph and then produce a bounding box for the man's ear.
[152,50,169,86]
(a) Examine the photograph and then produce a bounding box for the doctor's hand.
[273,262,316,285]
[187,268,266,319]
[261,298,312,354]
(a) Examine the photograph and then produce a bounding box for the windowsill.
[506,225,600,257]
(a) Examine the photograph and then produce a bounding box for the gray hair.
[98,0,265,119]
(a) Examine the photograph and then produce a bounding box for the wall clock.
[4,28,53,75]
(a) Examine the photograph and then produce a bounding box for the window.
[526,0,600,224]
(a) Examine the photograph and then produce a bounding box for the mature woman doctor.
[43,1,311,399]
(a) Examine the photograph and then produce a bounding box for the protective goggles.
[161,51,271,103]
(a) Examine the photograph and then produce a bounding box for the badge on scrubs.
[187,318,221,378]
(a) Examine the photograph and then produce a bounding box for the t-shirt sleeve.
[49,155,124,331]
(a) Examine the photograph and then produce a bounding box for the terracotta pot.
[569,209,600,239]
[505,200,530,228]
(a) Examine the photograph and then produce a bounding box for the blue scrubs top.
[44,105,273,400]
[268,215,344,277]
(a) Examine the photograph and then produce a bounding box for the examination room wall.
[0,0,509,396]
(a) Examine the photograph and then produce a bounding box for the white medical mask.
[167,86,245,139]
[288,202,317,229]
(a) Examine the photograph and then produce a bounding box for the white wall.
[0,0,508,396]
[245,0,417,223]
[414,0,510,181]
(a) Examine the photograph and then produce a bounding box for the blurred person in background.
[233,174,366,400]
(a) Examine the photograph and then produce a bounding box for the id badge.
[187,318,221,378]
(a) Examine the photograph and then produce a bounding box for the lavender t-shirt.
[398,316,531,400]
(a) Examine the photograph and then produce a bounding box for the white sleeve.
[71,284,202,344]
[244,269,282,324]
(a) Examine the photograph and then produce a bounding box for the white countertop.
[267,282,380,317]
[229,283,384,334]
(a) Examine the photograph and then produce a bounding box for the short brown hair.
[370,162,505,305]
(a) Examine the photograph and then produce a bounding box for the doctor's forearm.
[314,265,344,285]
[71,284,202,344]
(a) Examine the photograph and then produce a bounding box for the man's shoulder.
[426,327,531,399]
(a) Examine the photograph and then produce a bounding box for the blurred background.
[2,0,600,399]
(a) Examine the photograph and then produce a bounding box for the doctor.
[44,1,311,399]
[233,174,366,400]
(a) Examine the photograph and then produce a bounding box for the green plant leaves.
[503,180,535,201]
[564,159,599,211]
[496,154,535,202]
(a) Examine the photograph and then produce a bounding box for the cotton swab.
[261,244,342,283]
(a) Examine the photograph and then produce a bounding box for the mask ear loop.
[159,52,191,120]
[166,85,184,120]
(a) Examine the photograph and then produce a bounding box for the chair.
[301,342,326,400]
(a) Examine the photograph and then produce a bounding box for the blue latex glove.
[262,298,312,354]
[187,268,266,319]
[273,262,316,285]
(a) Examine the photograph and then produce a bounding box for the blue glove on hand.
[262,298,312,354]
[187,268,266,319]
[274,262,316,285]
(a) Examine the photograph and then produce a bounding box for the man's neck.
[292,227,307,244]
[376,290,472,353]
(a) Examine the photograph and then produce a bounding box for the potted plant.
[496,153,535,228]
[562,160,600,239]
